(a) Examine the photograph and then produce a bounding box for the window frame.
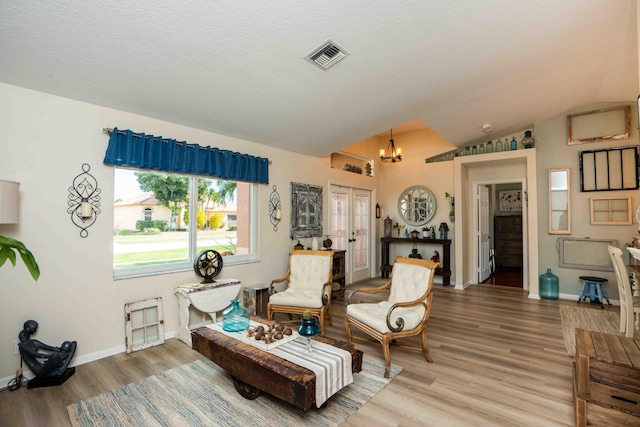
[114,170,259,280]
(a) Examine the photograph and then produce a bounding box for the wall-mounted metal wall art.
[268,185,282,231]
[290,182,323,239]
[579,146,639,192]
[67,163,101,238]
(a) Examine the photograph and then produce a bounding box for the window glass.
[113,168,256,278]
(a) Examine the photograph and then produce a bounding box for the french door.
[330,185,372,284]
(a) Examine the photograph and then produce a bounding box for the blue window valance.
[103,128,269,184]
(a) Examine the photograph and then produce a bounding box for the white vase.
[311,237,319,250]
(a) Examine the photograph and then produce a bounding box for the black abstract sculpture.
[18,320,77,388]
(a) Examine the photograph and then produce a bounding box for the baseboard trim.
[1,330,179,391]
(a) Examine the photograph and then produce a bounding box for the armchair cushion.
[289,253,332,292]
[388,262,433,304]
[269,289,325,309]
[346,301,425,334]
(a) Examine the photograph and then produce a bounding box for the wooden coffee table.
[191,325,363,411]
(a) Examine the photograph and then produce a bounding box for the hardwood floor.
[0,281,575,426]
[482,266,524,288]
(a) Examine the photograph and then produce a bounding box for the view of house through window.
[113,168,253,277]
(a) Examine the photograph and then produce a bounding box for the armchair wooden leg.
[382,336,392,379]
[345,317,353,344]
[421,328,433,363]
[319,312,325,336]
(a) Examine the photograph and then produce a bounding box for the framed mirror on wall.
[290,182,323,239]
[397,185,436,226]
[549,168,571,235]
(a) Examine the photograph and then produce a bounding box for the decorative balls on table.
[245,322,292,344]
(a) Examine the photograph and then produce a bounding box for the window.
[113,167,257,279]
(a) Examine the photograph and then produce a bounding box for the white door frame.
[472,178,528,290]
[328,180,377,284]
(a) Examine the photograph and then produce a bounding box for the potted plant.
[446,192,455,222]
[0,235,40,281]
[392,222,404,237]
[422,226,429,238]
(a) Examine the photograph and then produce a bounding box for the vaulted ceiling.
[1,1,637,157]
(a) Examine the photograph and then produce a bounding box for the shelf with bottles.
[424,128,535,164]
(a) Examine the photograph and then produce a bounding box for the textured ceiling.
[0,1,637,157]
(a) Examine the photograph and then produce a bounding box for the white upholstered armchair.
[267,250,334,335]
[345,257,438,377]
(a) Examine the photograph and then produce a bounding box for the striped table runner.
[271,339,353,407]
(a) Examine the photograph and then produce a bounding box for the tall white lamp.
[0,180,20,224]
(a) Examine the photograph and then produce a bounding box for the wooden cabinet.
[380,237,451,285]
[331,250,346,299]
[494,215,522,267]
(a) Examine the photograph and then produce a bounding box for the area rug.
[67,355,402,427]
[559,304,640,357]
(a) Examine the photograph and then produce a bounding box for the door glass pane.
[132,328,145,346]
[331,192,348,251]
[354,194,369,270]
[146,324,159,342]
[145,306,158,324]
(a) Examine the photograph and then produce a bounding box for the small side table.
[577,276,611,308]
[242,284,271,317]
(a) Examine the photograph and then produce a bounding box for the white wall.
[0,82,387,380]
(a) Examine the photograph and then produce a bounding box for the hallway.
[483,266,523,288]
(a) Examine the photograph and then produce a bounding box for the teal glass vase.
[222,299,250,332]
[539,269,559,300]
[299,315,321,353]
[510,137,518,150]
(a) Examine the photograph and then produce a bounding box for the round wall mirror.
[398,186,436,226]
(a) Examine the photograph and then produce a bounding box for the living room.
[1,2,639,425]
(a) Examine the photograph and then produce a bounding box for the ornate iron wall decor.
[290,182,323,239]
[67,163,101,238]
[268,185,282,231]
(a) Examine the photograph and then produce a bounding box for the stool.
[577,276,611,309]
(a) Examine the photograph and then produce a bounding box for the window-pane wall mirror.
[549,168,571,234]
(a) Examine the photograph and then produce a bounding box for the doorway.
[330,185,373,284]
[473,179,527,290]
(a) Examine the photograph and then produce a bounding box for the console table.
[381,237,451,286]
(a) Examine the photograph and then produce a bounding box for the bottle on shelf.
[510,137,518,150]
[472,145,477,155]
[486,140,493,153]
[495,138,503,152]
[478,143,485,154]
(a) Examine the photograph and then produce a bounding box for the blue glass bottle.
[539,269,559,300]
[486,141,493,153]
[222,299,250,332]
[510,137,518,151]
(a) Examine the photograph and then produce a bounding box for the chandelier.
[380,128,402,163]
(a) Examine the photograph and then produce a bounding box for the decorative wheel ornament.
[194,249,223,283]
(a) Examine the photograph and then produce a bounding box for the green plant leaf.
[0,235,40,281]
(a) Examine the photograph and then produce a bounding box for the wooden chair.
[608,245,640,337]
[267,250,334,335]
[345,257,438,378]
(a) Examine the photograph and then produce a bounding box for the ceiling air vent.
[305,39,350,70]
